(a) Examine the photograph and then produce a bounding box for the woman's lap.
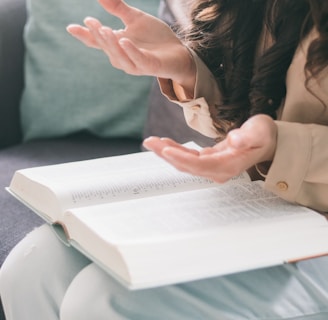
[1,224,328,320]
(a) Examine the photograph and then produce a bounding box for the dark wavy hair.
[178,0,328,138]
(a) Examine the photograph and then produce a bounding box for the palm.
[111,11,186,78]
[143,115,277,183]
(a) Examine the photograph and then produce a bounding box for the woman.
[1,0,328,319]
[66,0,328,211]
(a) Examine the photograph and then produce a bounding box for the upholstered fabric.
[0,0,26,148]
[20,0,159,141]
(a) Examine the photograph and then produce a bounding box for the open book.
[7,143,328,290]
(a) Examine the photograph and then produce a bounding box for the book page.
[64,181,328,289]
[65,181,323,243]
[11,147,250,216]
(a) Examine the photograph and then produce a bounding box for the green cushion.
[20,0,160,141]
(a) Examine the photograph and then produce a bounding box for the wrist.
[172,46,197,97]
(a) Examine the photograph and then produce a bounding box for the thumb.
[226,129,251,150]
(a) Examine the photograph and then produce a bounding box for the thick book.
[7,143,328,290]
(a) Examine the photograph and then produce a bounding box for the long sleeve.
[158,49,221,139]
[265,121,328,212]
[158,36,328,212]
[266,29,328,212]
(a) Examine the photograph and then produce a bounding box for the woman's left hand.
[143,114,277,183]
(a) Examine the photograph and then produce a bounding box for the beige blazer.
[159,30,328,212]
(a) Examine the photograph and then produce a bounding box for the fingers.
[118,39,158,76]
[100,29,138,72]
[143,137,199,158]
[66,0,134,48]
[72,17,143,73]
[83,18,136,70]
[143,137,228,180]
[143,137,251,183]
[66,24,100,49]
[98,0,140,26]
[162,147,234,182]
[69,16,154,75]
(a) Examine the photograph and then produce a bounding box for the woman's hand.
[66,0,196,89]
[143,115,278,183]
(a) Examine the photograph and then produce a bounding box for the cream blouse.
[158,29,328,212]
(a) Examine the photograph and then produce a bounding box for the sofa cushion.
[20,0,160,142]
[0,0,26,148]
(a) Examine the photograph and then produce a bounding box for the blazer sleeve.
[265,121,328,212]
[158,49,221,138]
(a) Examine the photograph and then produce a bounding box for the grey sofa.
[0,0,213,318]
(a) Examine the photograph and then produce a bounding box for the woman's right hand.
[67,0,196,89]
